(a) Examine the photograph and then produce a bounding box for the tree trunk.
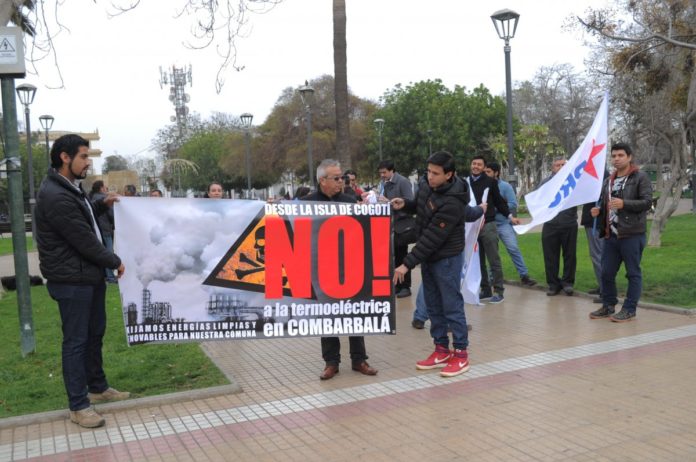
[647,127,690,247]
[333,0,351,169]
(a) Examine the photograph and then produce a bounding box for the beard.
[69,161,89,180]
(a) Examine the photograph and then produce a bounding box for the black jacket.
[401,176,483,269]
[35,169,121,284]
[301,189,357,204]
[89,191,114,237]
[467,174,510,223]
[580,202,595,227]
[596,166,652,238]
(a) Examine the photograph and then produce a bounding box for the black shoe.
[592,297,603,304]
[479,291,493,300]
[411,319,425,329]
[588,287,601,295]
[520,275,537,286]
[610,309,636,323]
[546,288,561,296]
[562,286,574,296]
[396,288,412,298]
[589,305,615,319]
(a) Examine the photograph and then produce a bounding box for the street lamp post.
[16,84,38,240]
[563,116,573,155]
[39,114,54,169]
[491,8,520,190]
[426,129,433,155]
[240,113,254,199]
[298,81,315,188]
[374,118,384,160]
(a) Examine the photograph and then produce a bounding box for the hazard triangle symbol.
[203,210,293,296]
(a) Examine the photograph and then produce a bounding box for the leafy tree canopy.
[372,80,508,176]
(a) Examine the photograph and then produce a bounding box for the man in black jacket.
[302,159,378,381]
[467,156,519,303]
[89,181,117,283]
[36,134,128,428]
[392,151,485,378]
[378,160,415,298]
[590,143,652,322]
[540,158,579,296]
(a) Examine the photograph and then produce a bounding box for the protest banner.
[114,198,395,345]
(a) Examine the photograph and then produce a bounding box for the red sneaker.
[440,349,470,377]
[416,345,451,370]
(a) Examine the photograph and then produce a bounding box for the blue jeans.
[47,281,110,411]
[496,220,529,278]
[601,234,646,313]
[412,284,428,322]
[421,254,468,350]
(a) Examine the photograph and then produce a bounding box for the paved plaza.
[1,265,696,461]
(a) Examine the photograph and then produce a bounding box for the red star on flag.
[583,139,605,179]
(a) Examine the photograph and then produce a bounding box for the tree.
[176,131,234,192]
[0,138,46,215]
[373,80,508,176]
[488,124,563,196]
[490,64,599,194]
[513,64,598,156]
[579,0,696,246]
[333,0,351,169]
[1,1,35,35]
[101,155,129,174]
[252,75,376,186]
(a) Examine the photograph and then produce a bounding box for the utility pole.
[0,26,35,356]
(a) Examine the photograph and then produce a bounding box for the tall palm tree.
[333,0,351,169]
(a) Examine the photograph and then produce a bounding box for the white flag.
[461,188,487,305]
[514,93,609,234]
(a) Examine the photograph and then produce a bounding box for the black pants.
[541,224,578,290]
[394,243,411,291]
[322,336,368,366]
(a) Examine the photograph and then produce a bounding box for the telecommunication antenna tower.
[159,64,193,138]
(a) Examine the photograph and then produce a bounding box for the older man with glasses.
[302,159,378,380]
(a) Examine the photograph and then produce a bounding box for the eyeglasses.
[324,176,344,182]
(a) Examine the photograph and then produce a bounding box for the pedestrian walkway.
[2,273,696,461]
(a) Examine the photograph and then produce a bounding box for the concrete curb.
[0,382,242,430]
[505,280,695,316]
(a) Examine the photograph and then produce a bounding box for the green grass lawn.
[0,236,34,256]
[0,285,228,418]
[500,214,696,308]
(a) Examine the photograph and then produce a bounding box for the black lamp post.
[298,81,315,188]
[240,112,253,199]
[16,83,38,240]
[39,114,54,169]
[491,8,520,189]
[563,116,573,155]
[426,129,433,155]
[374,118,384,160]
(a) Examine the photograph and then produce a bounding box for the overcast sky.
[15,0,607,172]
